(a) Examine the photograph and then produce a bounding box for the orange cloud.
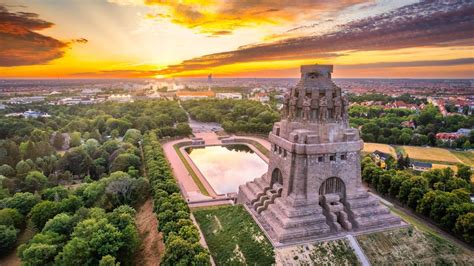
[0,5,68,66]
[156,1,474,76]
[143,0,368,35]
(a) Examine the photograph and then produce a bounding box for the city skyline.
[0,0,473,79]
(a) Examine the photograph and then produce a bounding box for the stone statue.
[302,96,311,122]
[289,96,298,119]
[333,96,342,121]
[282,93,290,118]
[342,94,349,121]
[319,96,328,122]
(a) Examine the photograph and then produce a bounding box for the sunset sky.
[0,0,473,78]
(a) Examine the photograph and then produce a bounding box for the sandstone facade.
[238,64,402,244]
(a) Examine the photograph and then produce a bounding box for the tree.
[440,203,474,230]
[454,213,474,244]
[18,232,66,265]
[161,235,210,266]
[110,153,141,173]
[0,208,24,229]
[99,255,119,266]
[30,201,61,230]
[456,164,472,182]
[19,140,38,160]
[41,186,70,201]
[0,225,17,252]
[398,133,412,145]
[24,171,48,192]
[70,132,82,147]
[123,129,142,145]
[52,132,65,150]
[429,191,462,223]
[58,147,93,176]
[15,160,32,177]
[0,192,40,215]
[398,176,428,204]
[42,213,74,235]
[0,164,15,178]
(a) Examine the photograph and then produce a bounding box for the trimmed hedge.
[143,132,210,265]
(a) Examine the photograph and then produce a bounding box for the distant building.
[8,96,45,104]
[176,91,215,101]
[436,132,462,141]
[6,110,50,118]
[456,128,472,137]
[216,93,242,100]
[401,120,415,129]
[411,161,432,171]
[81,88,102,95]
[371,150,392,162]
[108,94,133,103]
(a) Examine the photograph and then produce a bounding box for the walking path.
[346,234,371,266]
[134,198,164,266]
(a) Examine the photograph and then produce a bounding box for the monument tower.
[238,64,402,244]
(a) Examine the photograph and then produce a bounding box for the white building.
[216,93,242,100]
[8,96,45,104]
[108,94,133,103]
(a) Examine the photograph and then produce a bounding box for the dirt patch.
[363,143,397,157]
[135,198,165,266]
[357,227,474,265]
[275,239,359,266]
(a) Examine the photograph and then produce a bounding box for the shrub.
[0,224,17,252]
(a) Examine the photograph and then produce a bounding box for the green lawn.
[357,227,473,265]
[173,143,210,196]
[193,205,274,265]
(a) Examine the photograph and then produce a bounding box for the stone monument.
[238,64,402,244]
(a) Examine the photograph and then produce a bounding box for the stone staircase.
[320,193,352,231]
[344,190,401,230]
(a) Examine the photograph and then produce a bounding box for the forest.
[0,100,204,265]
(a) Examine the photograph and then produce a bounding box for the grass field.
[357,227,473,265]
[432,163,457,171]
[400,146,462,164]
[276,239,359,265]
[363,143,397,157]
[451,150,474,166]
[193,205,274,265]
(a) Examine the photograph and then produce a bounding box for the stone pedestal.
[237,64,402,244]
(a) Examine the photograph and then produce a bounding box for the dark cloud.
[158,0,474,75]
[0,5,66,66]
[338,58,474,69]
[71,38,88,44]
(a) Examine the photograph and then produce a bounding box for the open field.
[363,143,397,157]
[451,150,474,166]
[276,239,359,265]
[432,163,457,171]
[400,146,462,164]
[193,205,274,265]
[357,227,473,265]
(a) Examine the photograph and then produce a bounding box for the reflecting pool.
[185,144,268,195]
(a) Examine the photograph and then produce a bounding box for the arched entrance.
[319,177,345,199]
[318,177,352,231]
[271,168,283,187]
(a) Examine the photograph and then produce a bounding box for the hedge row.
[143,132,210,265]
